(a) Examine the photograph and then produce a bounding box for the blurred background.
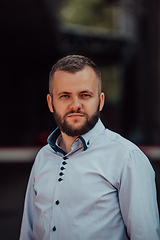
[0,0,160,239]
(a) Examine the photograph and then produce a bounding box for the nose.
[69,96,82,110]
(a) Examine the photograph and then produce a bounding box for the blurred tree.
[59,0,114,29]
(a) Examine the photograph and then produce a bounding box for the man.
[20,55,160,240]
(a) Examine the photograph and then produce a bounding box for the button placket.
[57,156,68,182]
[52,156,69,233]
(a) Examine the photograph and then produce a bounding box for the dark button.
[62,161,67,165]
[59,172,64,176]
[52,226,56,231]
[87,140,90,145]
[61,167,65,170]
[55,200,60,205]
[63,156,68,160]
[58,178,63,182]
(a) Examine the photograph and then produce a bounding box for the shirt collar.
[47,118,105,154]
[47,127,67,155]
[80,119,105,147]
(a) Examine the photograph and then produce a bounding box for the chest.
[33,149,121,208]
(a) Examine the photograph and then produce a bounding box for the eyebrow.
[80,90,94,95]
[57,91,71,96]
[57,90,94,96]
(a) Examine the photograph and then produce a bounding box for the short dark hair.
[49,55,102,95]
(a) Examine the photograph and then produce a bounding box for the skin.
[47,66,105,153]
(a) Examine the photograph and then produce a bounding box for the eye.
[81,93,91,98]
[60,94,70,99]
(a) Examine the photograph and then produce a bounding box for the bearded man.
[20,55,160,240]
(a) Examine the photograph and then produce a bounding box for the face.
[47,66,104,137]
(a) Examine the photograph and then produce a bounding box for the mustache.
[64,109,88,118]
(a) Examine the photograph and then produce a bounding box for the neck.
[59,132,78,153]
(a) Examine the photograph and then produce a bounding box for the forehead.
[51,66,99,93]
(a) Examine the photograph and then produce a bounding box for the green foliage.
[59,0,114,29]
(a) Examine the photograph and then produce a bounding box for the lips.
[67,113,84,118]
[63,110,88,120]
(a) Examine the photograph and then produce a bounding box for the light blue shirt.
[20,119,160,240]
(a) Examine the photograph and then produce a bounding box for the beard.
[52,104,100,137]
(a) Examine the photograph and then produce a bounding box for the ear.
[99,92,105,112]
[47,94,54,113]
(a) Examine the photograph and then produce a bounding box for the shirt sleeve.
[118,149,160,240]
[19,162,36,240]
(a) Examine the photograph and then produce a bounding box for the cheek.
[53,99,65,110]
[84,100,99,113]
[54,103,68,117]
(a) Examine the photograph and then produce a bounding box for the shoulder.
[101,128,153,170]
[36,143,54,158]
[101,128,139,153]
[100,130,155,188]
